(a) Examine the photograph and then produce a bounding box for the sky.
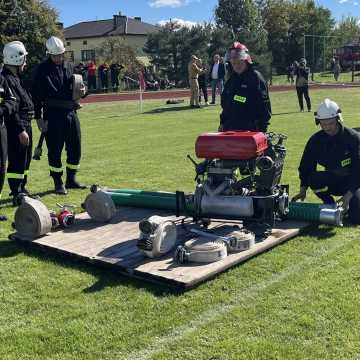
[48,0,360,28]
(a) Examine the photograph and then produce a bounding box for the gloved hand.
[36,117,48,133]
[291,186,307,202]
[337,191,353,212]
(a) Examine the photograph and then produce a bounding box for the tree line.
[1,0,360,86]
[143,0,360,85]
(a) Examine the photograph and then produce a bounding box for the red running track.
[82,83,360,104]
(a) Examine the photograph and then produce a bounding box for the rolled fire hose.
[175,237,227,264]
[14,196,52,240]
[137,215,177,258]
[84,190,116,222]
[190,228,255,252]
[288,202,343,226]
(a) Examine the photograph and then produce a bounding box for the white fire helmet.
[46,36,65,55]
[314,98,343,125]
[3,41,28,66]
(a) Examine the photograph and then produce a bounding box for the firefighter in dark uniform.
[0,64,18,216]
[32,36,86,194]
[1,41,34,205]
[292,99,360,224]
[219,42,271,132]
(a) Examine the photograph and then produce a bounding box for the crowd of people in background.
[73,60,176,93]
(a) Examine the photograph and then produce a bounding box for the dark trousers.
[45,111,81,178]
[88,75,97,91]
[0,123,7,198]
[296,86,311,111]
[308,171,360,224]
[7,123,32,195]
[111,75,119,91]
[100,75,108,90]
[199,82,208,103]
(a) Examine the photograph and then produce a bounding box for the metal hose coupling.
[319,205,344,227]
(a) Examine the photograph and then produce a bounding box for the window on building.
[66,41,71,46]
[81,50,95,62]
[65,51,74,62]
[83,40,87,45]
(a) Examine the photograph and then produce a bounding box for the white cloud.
[339,0,349,3]
[158,17,198,28]
[149,0,198,8]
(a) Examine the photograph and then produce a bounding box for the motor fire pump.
[184,131,289,235]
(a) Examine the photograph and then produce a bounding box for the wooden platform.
[11,208,309,290]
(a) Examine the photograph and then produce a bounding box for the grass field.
[271,70,360,85]
[1,88,360,359]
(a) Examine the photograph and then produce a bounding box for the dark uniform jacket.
[209,62,225,81]
[299,124,360,193]
[0,74,18,125]
[1,67,34,135]
[295,66,310,87]
[220,67,271,132]
[31,58,76,119]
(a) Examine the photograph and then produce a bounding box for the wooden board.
[11,208,309,290]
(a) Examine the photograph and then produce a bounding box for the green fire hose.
[87,186,342,225]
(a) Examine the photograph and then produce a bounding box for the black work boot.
[52,174,67,195]
[21,175,30,195]
[8,179,22,206]
[65,168,87,189]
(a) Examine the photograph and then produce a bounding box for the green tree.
[287,0,334,72]
[144,21,211,86]
[331,16,360,48]
[215,0,271,78]
[0,0,61,72]
[96,38,142,75]
[262,0,291,72]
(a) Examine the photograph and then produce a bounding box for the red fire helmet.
[228,42,253,64]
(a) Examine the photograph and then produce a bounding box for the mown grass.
[271,70,360,86]
[1,88,360,359]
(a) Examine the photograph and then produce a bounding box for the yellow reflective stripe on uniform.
[24,170,29,176]
[341,158,351,167]
[7,173,25,179]
[233,95,247,103]
[49,166,63,173]
[314,186,328,193]
[66,163,80,170]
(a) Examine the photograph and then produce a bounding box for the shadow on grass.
[0,239,22,258]
[144,105,196,114]
[300,224,337,240]
[1,237,178,297]
[0,189,55,207]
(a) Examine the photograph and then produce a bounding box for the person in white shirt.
[209,54,225,104]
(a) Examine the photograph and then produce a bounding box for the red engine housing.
[195,131,268,160]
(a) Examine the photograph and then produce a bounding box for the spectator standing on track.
[188,55,202,108]
[209,54,225,104]
[87,61,97,91]
[197,58,209,106]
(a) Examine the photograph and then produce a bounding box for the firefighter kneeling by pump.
[292,98,360,224]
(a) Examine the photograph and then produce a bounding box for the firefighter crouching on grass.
[292,99,360,224]
[219,42,271,132]
[32,36,86,195]
[1,41,34,206]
